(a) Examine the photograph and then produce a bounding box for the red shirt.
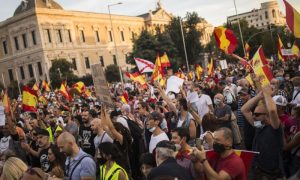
[208,152,246,180]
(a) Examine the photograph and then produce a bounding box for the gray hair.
[156,147,175,159]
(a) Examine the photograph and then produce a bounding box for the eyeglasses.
[253,113,266,117]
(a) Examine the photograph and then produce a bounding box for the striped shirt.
[237,90,256,127]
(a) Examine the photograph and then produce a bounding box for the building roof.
[14,0,63,16]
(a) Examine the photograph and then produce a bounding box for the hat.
[35,128,50,137]
[156,140,176,151]
[238,88,249,96]
[272,95,288,106]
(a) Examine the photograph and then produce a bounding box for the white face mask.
[148,127,156,133]
[253,121,265,128]
[175,144,181,151]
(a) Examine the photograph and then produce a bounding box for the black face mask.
[213,142,226,154]
[98,158,107,165]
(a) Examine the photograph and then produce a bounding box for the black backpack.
[121,116,143,141]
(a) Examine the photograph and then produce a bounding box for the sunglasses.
[253,113,266,117]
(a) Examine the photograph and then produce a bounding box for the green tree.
[78,74,93,86]
[105,65,120,83]
[49,58,78,88]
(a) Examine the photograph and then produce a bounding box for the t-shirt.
[208,152,246,180]
[280,114,297,139]
[94,131,113,149]
[39,147,51,172]
[214,105,232,129]
[149,132,169,153]
[196,94,213,118]
[0,136,11,154]
[79,125,96,156]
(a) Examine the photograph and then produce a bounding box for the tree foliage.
[105,65,120,83]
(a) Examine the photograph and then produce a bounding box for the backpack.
[121,116,143,142]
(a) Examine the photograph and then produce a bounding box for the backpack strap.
[293,91,300,100]
[107,168,122,180]
[65,155,92,178]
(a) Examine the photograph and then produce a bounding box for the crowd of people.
[0,59,300,180]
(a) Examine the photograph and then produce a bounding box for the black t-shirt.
[252,125,284,173]
[79,125,96,156]
[39,147,51,172]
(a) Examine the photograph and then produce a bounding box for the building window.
[46,29,51,43]
[28,64,34,77]
[57,29,63,43]
[22,33,28,48]
[68,30,72,42]
[108,31,113,42]
[113,55,117,65]
[14,37,19,50]
[250,20,253,23]
[85,57,90,69]
[262,23,264,26]
[31,31,37,45]
[272,9,276,18]
[8,69,14,81]
[121,31,125,41]
[72,58,77,70]
[80,30,85,42]
[131,31,135,39]
[2,41,8,54]
[265,11,268,19]
[256,24,258,27]
[37,62,43,75]
[20,66,25,80]
[95,31,100,42]
[260,15,262,20]
[99,56,104,67]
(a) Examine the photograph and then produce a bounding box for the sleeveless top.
[99,162,129,180]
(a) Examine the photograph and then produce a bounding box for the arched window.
[272,9,276,18]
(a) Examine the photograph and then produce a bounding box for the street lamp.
[108,2,124,84]
[179,18,190,72]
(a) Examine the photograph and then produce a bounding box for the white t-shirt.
[196,94,213,118]
[149,132,169,153]
[94,131,114,149]
[0,136,11,154]
[291,90,300,106]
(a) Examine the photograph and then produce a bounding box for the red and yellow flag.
[213,26,238,54]
[277,35,286,62]
[207,58,214,77]
[251,46,268,69]
[195,64,203,80]
[22,86,38,112]
[42,80,50,92]
[59,82,72,101]
[125,72,146,85]
[84,89,92,97]
[32,83,39,91]
[38,95,48,106]
[283,0,300,38]
[160,52,171,68]
[292,41,300,58]
[254,65,273,87]
[72,81,86,94]
[2,90,10,113]
[152,55,163,82]
[245,43,250,59]
[120,92,129,104]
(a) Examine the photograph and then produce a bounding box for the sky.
[0,0,299,26]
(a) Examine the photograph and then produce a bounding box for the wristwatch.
[200,159,207,164]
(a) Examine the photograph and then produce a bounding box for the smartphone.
[195,138,203,151]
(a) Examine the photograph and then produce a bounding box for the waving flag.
[160,52,171,68]
[134,57,155,73]
[245,43,250,59]
[207,58,214,77]
[42,80,50,92]
[277,35,286,62]
[59,82,72,101]
[121,92,129,104]
[32,83,39,91]
[152,55,163,82]
[213,26,238,54]
[251,46,268,69]
[125,72,146,85]
[195,64,203,80]
[22,86,38,112]
[292,41,300,58]
[2,90,10,113]
[283,0,300,38]
[73,81,86,94]
[254,65,273,87]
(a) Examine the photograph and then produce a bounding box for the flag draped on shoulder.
[151,55,163,82]
[134,57,155,73]
[277,35,286,62]
[207,58,214,77]
[42,80,51,92]
[72,81,86,94]
[22,86,38,112]
[59,82,72,101]
[160,52,171,68]
[213,26,238,54]
[283,0,300,38]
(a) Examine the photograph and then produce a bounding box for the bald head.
[57,132,76,144]
[57,132,77,156]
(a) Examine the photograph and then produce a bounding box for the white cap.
[272,95,288,106]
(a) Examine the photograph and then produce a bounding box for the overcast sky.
[1,0,299,26]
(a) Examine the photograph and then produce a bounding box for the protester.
[213,93,232,129]
[48,144,65,178]
[0,157,28,180]
[79,110,96,156]
[139,153,156,179]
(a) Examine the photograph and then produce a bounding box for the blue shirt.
[65,148,96,180]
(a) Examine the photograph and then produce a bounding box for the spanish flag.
[2,90,10,113]
[277,35,286,62]
[84,89,92,97]
[42,80,50,92]
[32,83,39,91]
[160,52,171,68]
[207,58,214,77]
[152,54,163,82]
[254,65,273,87]
[213,26,238,54]
[125,72,146,86]
[121,92,129,104]
[195,64,203,80]
[175,71,185,79]
[292,41,300,58]
[38,95,48,106]
[22,86,38,112]
[72,81,86,94]
[59,82,72,101]
[188,72,194,80]
[283,0,300,38]
[245,74,255,87]
[251,46,268,69]
[245,43,250,59]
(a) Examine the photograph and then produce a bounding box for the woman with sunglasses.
[47,144,66,178]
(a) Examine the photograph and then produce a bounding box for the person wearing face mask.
[192,127,246,180]
[213,93,232,129]
[290,77,300,106]
[283,73,294,101]
[241,86,284,179]
[46,117,62,143]
[98,142,129,180]
[146,112,169,153]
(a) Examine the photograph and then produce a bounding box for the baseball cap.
[156,140,176,151]
[35,128,49,137]
[272,95,288,106]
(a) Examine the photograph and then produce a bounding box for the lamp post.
[233,0,246,57]
[179,18,190,72]
[108,2,124,84]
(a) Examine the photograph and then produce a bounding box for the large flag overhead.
[22,86,38,112]
[251,46,268,69]
[160,52,171,68]
[134,57,155,73]
[213,26,238,54]
[42,80,50,92]
[283,0,300,38]
[207,58,214,77]
[277,35,286,62]
[59,82,72,101]
[152,55,163,82]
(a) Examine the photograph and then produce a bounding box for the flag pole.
[179,18,190,72]
[233,0,246,57]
